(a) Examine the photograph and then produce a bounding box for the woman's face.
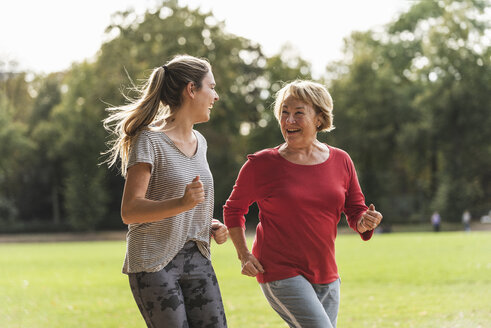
[280,95,320,147]
[193,70,219,123]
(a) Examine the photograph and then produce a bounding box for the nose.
[286,114,296,124]
[214,90,219,101]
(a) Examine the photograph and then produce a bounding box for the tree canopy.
[0,0,489,232]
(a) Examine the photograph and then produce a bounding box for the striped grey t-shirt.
[122,129,214,274]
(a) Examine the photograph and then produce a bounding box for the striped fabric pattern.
[122,129,214,274]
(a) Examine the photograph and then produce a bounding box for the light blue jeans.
[260,275,340,328]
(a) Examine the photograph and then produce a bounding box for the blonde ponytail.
[102,55,211,176]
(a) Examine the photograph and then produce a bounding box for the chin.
[196,115,210,124]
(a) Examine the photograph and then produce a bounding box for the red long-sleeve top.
[223,145,372,284]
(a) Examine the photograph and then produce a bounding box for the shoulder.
[193,129,205,139]
[236,148,277,178]
[137,129,159,140]
[131,130,153,146]
[246,147,277,162]
[134,129,166,148]
[327,146,358,171]
[193,129,207,145]
[327,146,361,178]
[328,146,351,160]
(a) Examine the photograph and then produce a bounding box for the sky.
[0,0,412,77]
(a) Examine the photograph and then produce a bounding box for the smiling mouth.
[286,128,301,134]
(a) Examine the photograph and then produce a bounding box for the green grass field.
[1,231,490,327]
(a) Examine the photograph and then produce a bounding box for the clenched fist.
[211,219,228,244]
[181,176,205,210]
[357,204,383,233]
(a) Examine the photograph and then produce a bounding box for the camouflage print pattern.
[128,241,227,328]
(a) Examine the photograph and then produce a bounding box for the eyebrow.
[282,104,305,109]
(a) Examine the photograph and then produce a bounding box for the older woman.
[223,80,382,328]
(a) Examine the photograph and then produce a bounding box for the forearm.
[228,227,251,260]
[121,196,191,224]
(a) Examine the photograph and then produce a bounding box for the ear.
[315,114,322,128]
[185,82,195,99]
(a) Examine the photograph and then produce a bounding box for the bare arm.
[228,227,264,276]
[121,163,204,224]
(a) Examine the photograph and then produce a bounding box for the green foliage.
[326,0,490,222]
[51,63,109,230]
[0,74,34,225]
[0,0,489,229]
[22,74,64,224]
[1,232,490,327]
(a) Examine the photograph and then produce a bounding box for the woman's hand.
[211,219,228,244]
[227,227,265,277]
[357,204,383,233]
[181,176,205,210]
[239,252,265,277]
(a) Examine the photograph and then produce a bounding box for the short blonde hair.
[273,80,334,132]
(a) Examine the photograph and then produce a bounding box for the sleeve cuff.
[359,229,374,241]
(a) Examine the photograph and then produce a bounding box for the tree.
[0,73,33,228]
[327,0,490,222]
[43,63,110,230]
[392,0,490,220]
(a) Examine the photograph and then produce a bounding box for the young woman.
[103,55,228,328]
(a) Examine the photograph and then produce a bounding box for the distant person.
[481,210,491,223]
[431,211,441,232]
[223,80,383,328]
[103,55,228,328]
[462,210,471,232]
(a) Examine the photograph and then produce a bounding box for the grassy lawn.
[1,231,490,327]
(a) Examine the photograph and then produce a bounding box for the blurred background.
[0,0,489,234]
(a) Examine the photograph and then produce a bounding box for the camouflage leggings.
[128,241,227,328]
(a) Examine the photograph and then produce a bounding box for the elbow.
[223,213,246,229]
[121,211,130,225]
[121,206,134,225]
